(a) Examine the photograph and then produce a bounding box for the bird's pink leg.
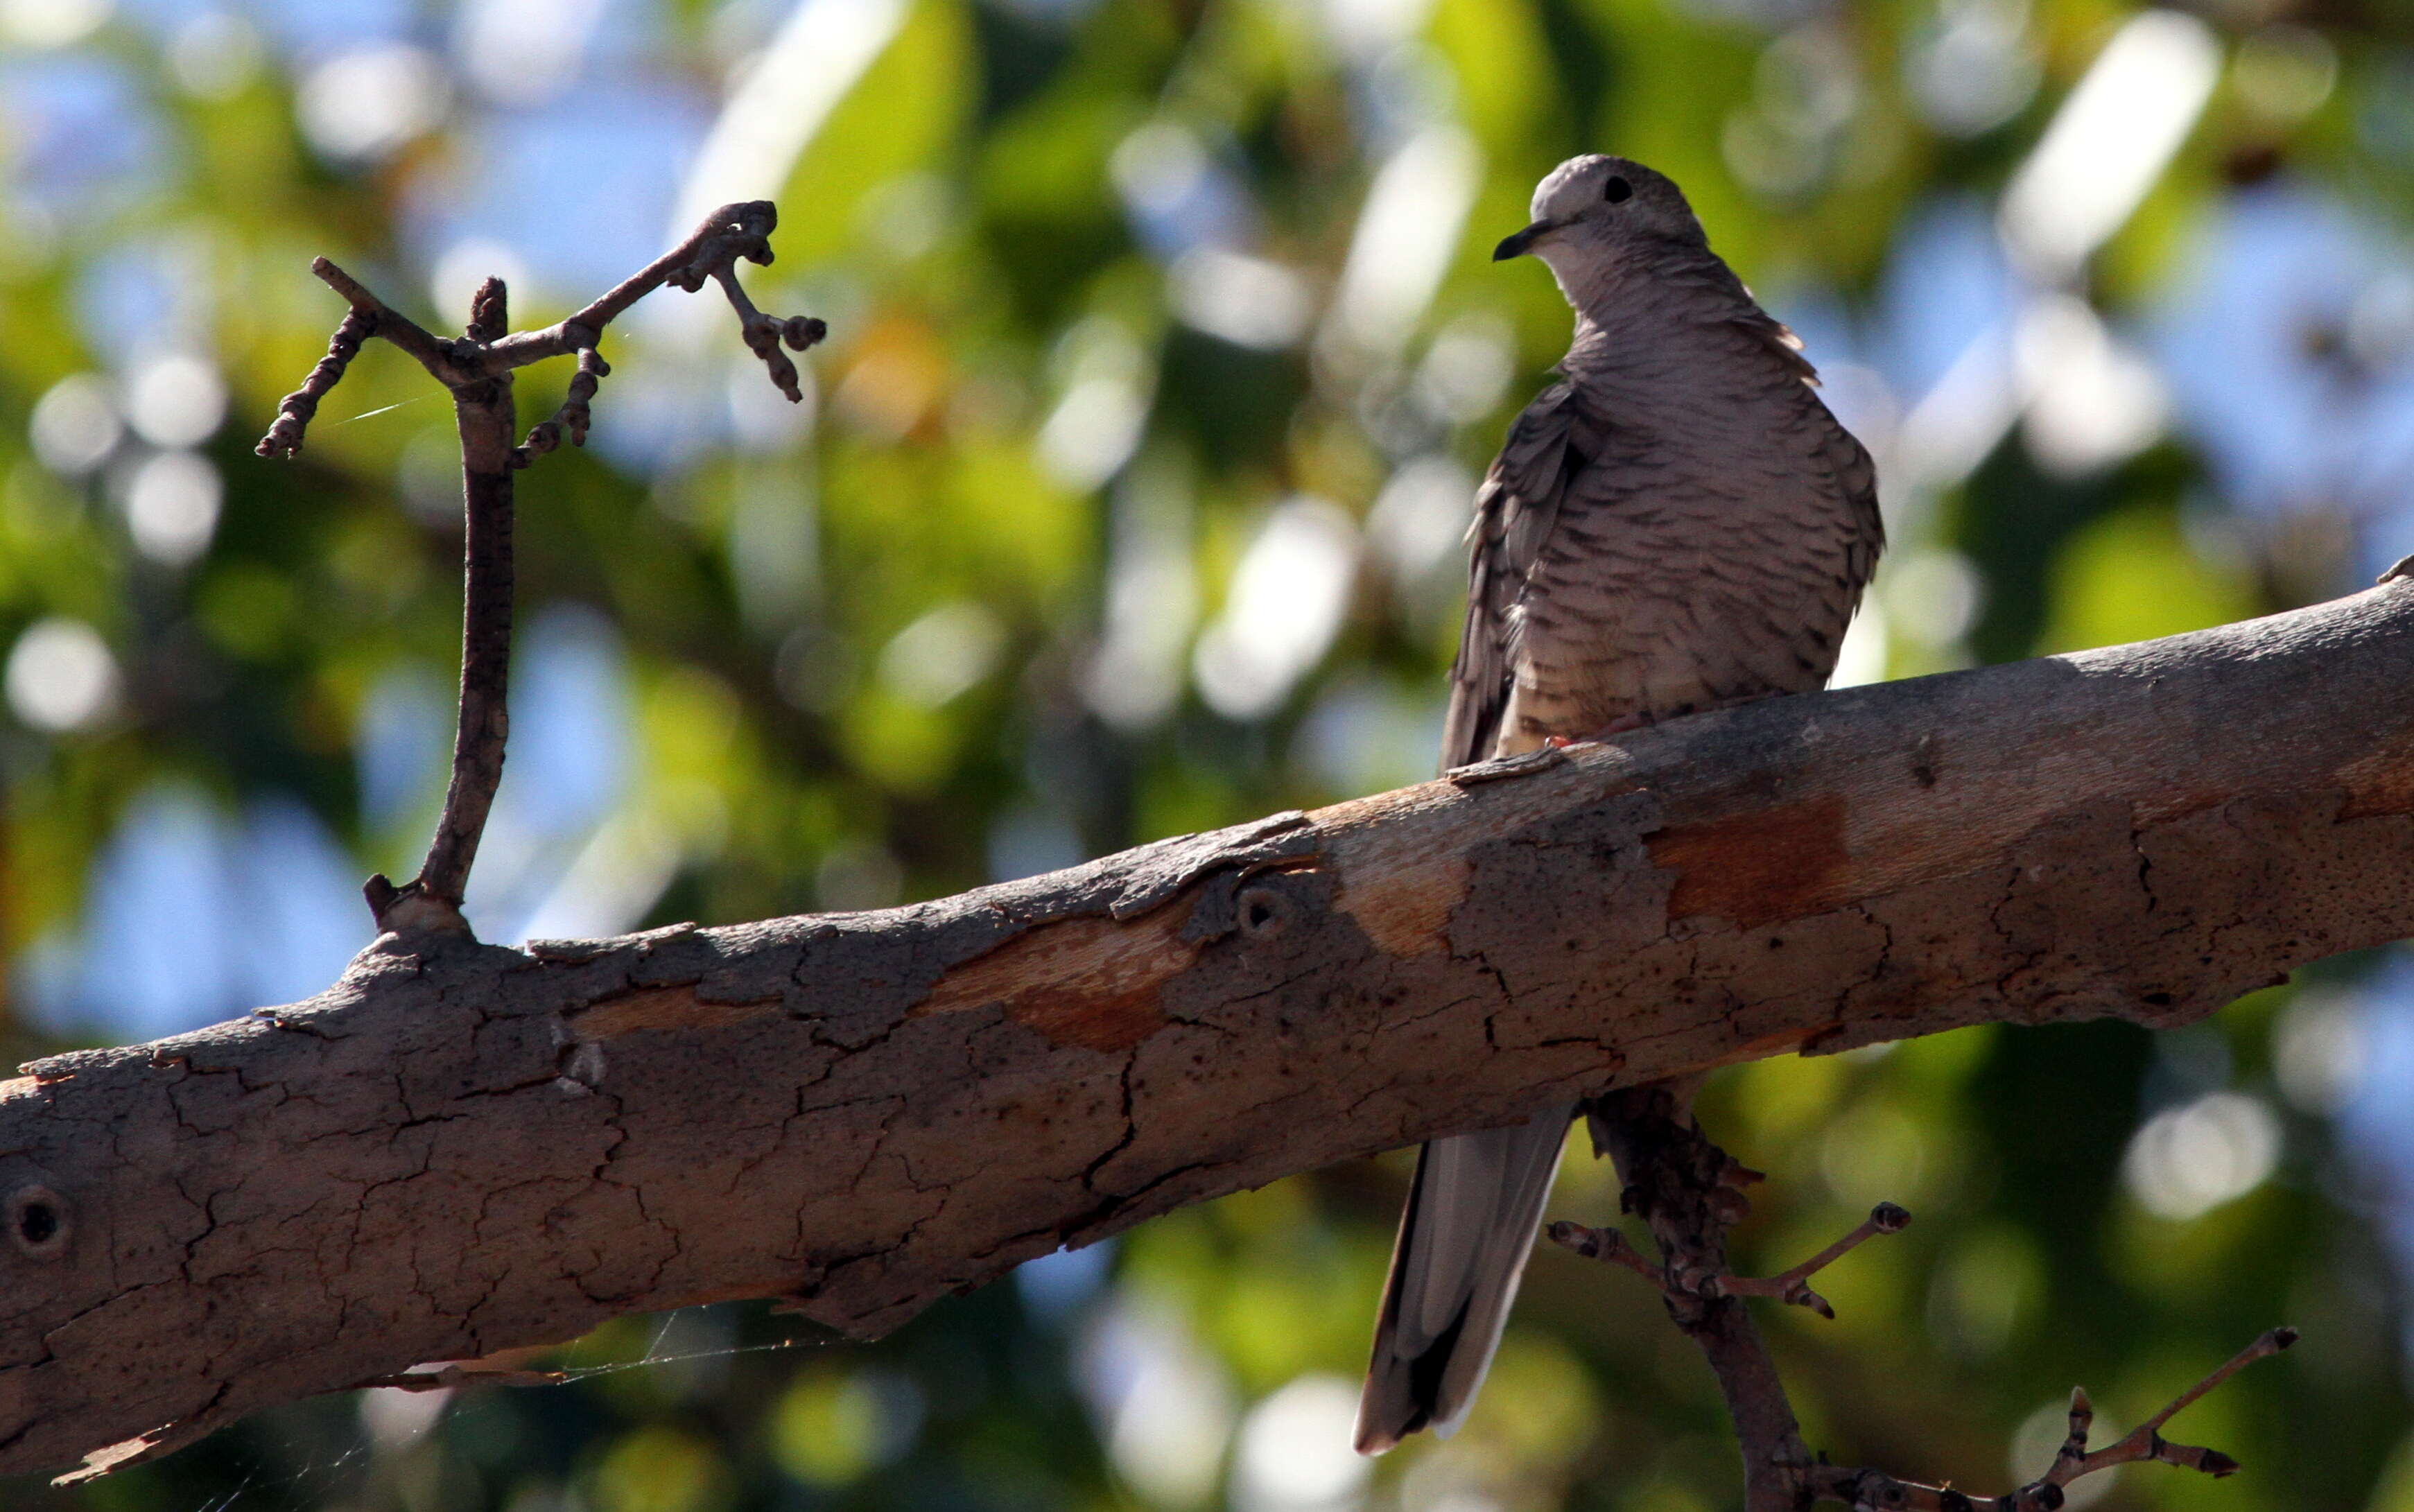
[1544,690,1791,748]
[1543,712,1656,748]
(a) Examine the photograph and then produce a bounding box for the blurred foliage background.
[3,0,2414,1506]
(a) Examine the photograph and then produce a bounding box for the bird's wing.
[1710,277,1889,620]
[1723,284,1886,575]
[1818,399,1886,577]
[1746,295,1886,573]
[1440,381,1583,770]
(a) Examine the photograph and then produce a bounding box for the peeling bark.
[8,587,2414,1481]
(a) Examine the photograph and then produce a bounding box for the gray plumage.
[1355,154,1883,1457]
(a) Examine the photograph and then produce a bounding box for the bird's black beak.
[1493,219,1556,261]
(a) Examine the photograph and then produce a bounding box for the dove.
[1355,154,1883,1454]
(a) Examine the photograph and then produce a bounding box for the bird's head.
[1492,155,1707,281]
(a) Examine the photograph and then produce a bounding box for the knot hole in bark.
[1237,884,1294,937]
[7,1184,70,1260]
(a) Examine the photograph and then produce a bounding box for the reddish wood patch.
[2335,733,2414,820]
[570,986,779,1039]
[1649,791,1850,929]
[916,911,1193,1054]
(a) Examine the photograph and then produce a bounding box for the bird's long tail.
[1355,1104,1575,1454]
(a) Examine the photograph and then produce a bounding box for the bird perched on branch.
[1353,154,1884,1454]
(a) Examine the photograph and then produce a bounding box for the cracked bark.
[7,586,2414,1481]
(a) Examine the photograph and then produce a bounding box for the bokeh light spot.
[5,616,118,732]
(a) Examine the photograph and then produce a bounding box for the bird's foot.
[1543,713,1655,749]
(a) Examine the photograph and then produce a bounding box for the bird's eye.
[1603,175,1633,204]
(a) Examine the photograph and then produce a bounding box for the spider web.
[103,1306,837,1512]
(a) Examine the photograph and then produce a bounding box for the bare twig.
[711,261,824,402]
[1550,1187,1908,1322]
[1580,1088,2294,1512]
[254,202,825,936]
[2056,1328,2296,1481]
[1714,1201,1911,1318]
[1801,1330,2295,1509]
[411,273,519,922]
[518,347,609,462]
[255,306,379,461]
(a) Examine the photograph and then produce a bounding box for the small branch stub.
[1546,1219,1664,1284]
[253,203,824,939]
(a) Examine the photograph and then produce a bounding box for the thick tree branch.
[3,586,2413,1482]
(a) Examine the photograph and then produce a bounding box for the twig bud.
[468,277,508,342]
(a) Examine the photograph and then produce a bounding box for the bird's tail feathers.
[1355,1104,1575,1454]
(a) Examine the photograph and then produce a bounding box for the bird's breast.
[1508,370,1875,736]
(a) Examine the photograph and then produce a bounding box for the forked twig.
[1714,1201,1910,1317]
[1575,1086,2293,1512]
[257,202,825,936]
[1804,1328,2297,1510]
[1552,1200,1910,1320]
